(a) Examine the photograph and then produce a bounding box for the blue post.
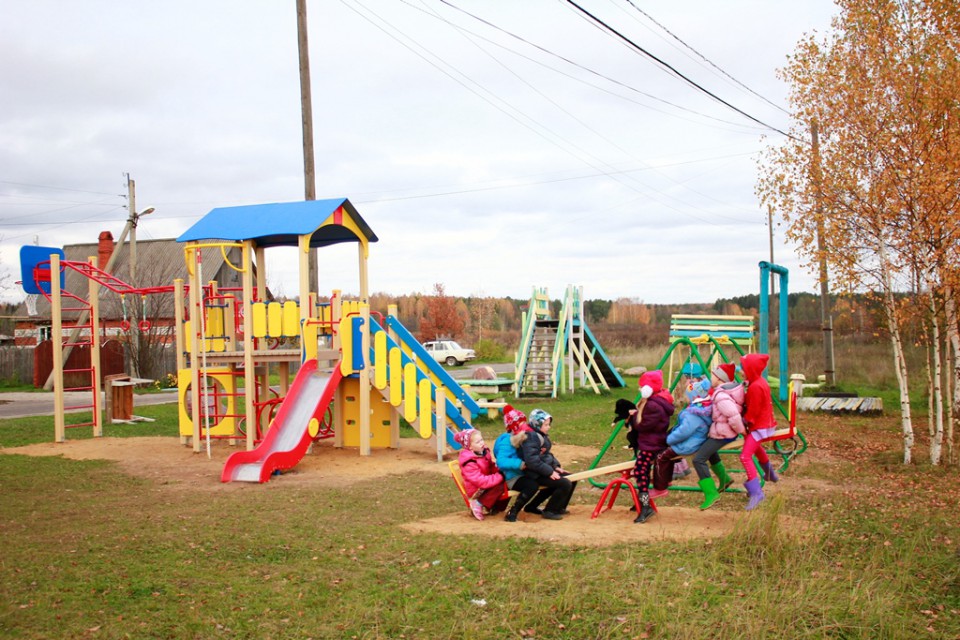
[758,262,789,402]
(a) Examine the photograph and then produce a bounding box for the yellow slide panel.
[206,306,225,352]
[388,348,402,406]
[267,302,282,338]
[281,301,299,337]
[418,379,432,438]
[177,367,236,436]
[403,362,417,423]
[340,317,353,376]
[340,377,394,448]
[374,332,387,389]
[251,302,267,338]
[302,319,317,362]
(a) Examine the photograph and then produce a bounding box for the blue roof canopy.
[176,198,377,248]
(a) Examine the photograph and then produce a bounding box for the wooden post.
[242,241,256,451]
[435,384,445,462]
[174,279,185,373]
[51,253,65,442]
[188,247,201,452]
[88,257,102,437]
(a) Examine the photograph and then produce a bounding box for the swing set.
[584,262,809,494]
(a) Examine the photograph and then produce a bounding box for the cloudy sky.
[1,0,837,305]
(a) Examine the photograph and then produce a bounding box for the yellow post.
[359,303,371,456]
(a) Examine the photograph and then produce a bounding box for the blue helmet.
[529,408,552,429]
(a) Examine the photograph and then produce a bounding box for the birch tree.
[757,0,960,464]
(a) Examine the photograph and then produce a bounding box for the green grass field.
[1,374,958,638]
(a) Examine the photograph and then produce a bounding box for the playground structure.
[584,261,807,494]
[174,199,486,482]
[514,285,624,397]
[21,199,487,482]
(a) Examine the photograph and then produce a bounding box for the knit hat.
[454,428,477,449]
[684,376,712,403]
[503,405,527,433]
[529,408,552,429]
[638,370,664,399]
[711,363,736,383]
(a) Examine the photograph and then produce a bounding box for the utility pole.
[811,121,836,386]
[297,0,319,294]
[125,174,155,286]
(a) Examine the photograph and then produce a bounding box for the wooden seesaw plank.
[564,459,635,482]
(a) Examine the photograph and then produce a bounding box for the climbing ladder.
[515,286,624,397]
[518,318,560,396]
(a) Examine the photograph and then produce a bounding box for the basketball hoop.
[25,294,39,316]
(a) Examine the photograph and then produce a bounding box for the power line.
[0,180,120,197]
[564,0,797,140]
[428,0,765,133]
[622,0,790,115]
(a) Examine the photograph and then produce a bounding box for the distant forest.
[362,289,892,351]
[0,289,894,352]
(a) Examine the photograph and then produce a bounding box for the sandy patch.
[2,436,801,546]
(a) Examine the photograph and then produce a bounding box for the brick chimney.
[97,231,115,270]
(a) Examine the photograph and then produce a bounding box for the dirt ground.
[3,436,807,547]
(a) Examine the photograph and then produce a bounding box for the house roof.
[176,198,378,248]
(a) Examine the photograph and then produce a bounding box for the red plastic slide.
[221,359,343,483]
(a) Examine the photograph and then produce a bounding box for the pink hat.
[503,404,527,433]
[454,429,477,449]
[638,370,663,399]
[712,363,736,383]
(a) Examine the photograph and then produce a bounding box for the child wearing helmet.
[518,409,578,520]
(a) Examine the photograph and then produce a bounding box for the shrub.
[474,338,507,362]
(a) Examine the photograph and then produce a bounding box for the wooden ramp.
[797,396,883,415]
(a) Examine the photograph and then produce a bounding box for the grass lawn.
[1,390,958,639]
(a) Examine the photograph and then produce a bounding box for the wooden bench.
[668,314,755,349]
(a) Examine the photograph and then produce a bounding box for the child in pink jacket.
[455,429,509,520]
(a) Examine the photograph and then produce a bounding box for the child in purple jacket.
[625,370,675,524]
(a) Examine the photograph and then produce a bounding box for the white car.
[422,340,476,366]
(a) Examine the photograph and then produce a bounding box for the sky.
[0,0,839,305]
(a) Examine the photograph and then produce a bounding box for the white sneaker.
[470,500,484,521]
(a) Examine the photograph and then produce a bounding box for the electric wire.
[564,0,798,140]
[347,0,703,220]
[621,0,790,115]
[425,0,765,133]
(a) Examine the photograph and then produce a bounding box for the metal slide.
[221,359,343,483]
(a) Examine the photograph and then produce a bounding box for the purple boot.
[744,478,765,511]
[762,462,779,483]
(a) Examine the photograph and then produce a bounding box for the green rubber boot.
[698,477,721,510]
[711,461,735,493]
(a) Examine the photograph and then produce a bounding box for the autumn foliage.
[757,0,960,464]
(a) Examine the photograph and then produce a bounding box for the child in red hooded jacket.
[625,369,675,524]
[739,353,780,510]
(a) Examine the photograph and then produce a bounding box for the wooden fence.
[0,343,177,388]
